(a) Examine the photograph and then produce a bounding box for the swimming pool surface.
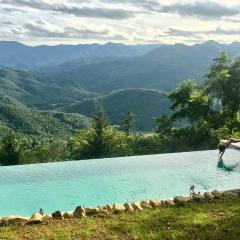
[0,149,239,216]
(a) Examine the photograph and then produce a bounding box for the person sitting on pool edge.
[39,208,44,216]
[189,184,195,197]
[218,138,240,159]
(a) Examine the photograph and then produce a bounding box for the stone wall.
[0,189,239,227]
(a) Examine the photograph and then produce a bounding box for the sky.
[0,0,240,45]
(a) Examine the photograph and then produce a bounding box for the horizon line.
[0,39,239,47]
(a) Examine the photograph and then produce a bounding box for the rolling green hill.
[61,89,171,131]
[0,104,90,139]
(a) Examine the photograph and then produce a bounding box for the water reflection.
[217,158,240,172]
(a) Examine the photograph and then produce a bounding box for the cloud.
[159,2,239,19]
[162,27,240,38]
[212,27,240,35]
[0,21,13,25]
[1,0,240,44]
[163,28,196,37]
[0,0,136,19]
[102,0,239,20]
[24,21,127,40]
[2,7,24,12]
[102,0,160,11]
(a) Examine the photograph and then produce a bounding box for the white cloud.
[0,0,240,45]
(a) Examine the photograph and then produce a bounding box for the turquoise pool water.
[0,149,239,216]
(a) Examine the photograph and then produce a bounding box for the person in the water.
[218,138,240,159]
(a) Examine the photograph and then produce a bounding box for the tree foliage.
[169,80,212,124]
[122,112,135,136]
[0,132,21,165]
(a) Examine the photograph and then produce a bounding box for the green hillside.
[62,89,171,131]
[0,67,96,109]
[0,104,90,139]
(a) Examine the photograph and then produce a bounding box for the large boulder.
[193,193,204,202]
[85,207,100,216]
[1,215,29,226]
[222,189,240,198]
[124,203,135,213]
[52,211,64,219]
[173,196,192,206]
[42,214,52,222]
[63,212,74,219]
[131,202,143,212]
[211,190,222,199]
[113,204,125,214]
[28,213,43,224]
[140,200,152,209]
[73,206,85,218]
[164,199,175,207]
[204,192,214,201]
[105,205,114,213]
[149,199,161,208]
[97,206,109,215]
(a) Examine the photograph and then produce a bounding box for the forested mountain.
[48,41,240,93]
[0,67,96,109]
[1,41,240,133]
[0,41,160,69]
[61,89,170,131]
[0,104,90,138]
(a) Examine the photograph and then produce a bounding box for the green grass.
[1,198,240,240]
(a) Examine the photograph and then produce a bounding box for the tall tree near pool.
[205,52,240,130]
[205,52,230,109]
[0,132,21,165]
[156,114,172,136]
[169,80,212,124]
[225,55,240,118]
[122,112,135,136]
[89,101,109,158]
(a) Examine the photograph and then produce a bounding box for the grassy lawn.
[1,198,240,240]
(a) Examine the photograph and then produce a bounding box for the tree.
[0,132,21,165]
[156,114,172,136]
[205,52,240,130]
[87,102,109,158]
[122,112,135,136]
[205,51,230,108]
[223,55,240,118]
[169,80,212,124]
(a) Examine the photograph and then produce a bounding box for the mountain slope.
[48,41,240,93]
[0,41,161,69]
[0,67,96,109]
[61,89,171,131]
[0,104,90,138]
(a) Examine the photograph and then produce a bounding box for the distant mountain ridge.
[47,40,240,93]
[0,41,161,69]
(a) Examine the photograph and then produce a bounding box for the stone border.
[0,189,239,227]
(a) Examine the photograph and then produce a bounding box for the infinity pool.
[0,149,239,216]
